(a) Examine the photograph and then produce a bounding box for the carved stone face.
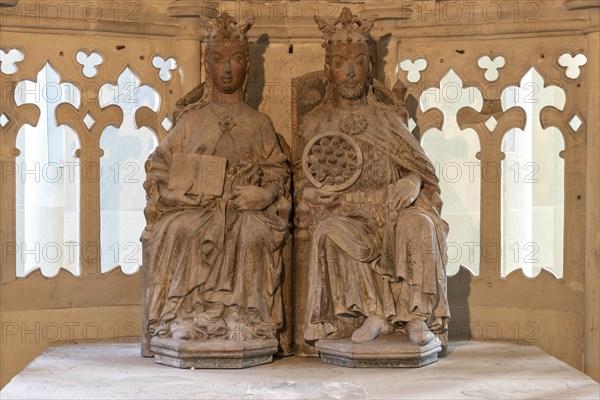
[206,43,248,94]
[326,44,370,100]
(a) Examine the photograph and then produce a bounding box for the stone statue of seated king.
[294,8,450,367]
[141,12,291,368]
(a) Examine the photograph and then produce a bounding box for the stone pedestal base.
[150,337,278,369]
[315,334,442,368]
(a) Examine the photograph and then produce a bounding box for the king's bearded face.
[326,44,370,100]
[206,43,248,94]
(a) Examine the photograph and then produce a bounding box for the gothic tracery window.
[14,63,81,277]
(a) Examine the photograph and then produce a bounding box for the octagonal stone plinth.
[315,334,442,368]
[150,337,278,369]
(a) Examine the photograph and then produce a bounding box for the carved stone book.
[168,153,227,197]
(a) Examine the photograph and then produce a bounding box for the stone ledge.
[2,341,599,399]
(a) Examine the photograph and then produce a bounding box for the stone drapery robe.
[295,99,450,341]
[143,101,290,339]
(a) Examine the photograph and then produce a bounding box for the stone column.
[584,30,599,382]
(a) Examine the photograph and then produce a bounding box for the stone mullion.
[0,140,17,283]
[56,90,123,278]
[0,120,19,284]
[75,103,122,277]
[476,95,513,282]
[475,135,504,282]
[77,146,103,279]
[0,79,19,283]
[583,28,599,382]
[539,52,588,284]
[562,142,586,284]
[564,74,588,286]
[54,79,103,279]
[0,78,40,283]
[540,109,585,285]
[457,107,526,282]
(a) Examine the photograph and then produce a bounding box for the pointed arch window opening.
[419,69,483,277]
[99,67,160,275]
[500,68,566,279]
[14,63,81,277]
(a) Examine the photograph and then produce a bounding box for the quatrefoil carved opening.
[477,55,506,82]
[0,48,24,75]
[76,50,103,78]
[399,58,428,83]
[558,52,587,79]
[152,56,178,82]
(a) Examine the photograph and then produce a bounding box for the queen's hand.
[231,185,276,211]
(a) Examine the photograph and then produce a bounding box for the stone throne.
[140,79,295,361]
[291,71,445,367]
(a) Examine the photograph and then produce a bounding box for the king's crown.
[315,7,376,50]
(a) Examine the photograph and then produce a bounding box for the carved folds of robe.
[295,97,450,341]
[143,101,291,340]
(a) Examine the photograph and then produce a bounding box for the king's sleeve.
[385,109,440,192]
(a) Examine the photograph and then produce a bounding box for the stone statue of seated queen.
[141,12,291,368]
[295,8,450,367]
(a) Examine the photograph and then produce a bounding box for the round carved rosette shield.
[302,131,364,192]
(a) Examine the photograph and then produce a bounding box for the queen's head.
[203,12,253,96]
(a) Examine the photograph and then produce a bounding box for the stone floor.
[1,341,598,399]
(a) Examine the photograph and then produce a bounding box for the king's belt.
[339,188,387,204]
